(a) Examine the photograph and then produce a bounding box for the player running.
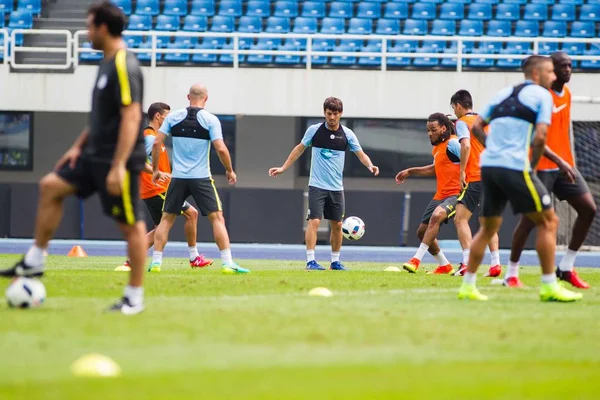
[504,52,597,289]
[397,113,459,275]
[0,1,148,313]
[116,102,213,271]
[148,84,248,274]
[457,55,582,302]
[451,90,503,278]
[269,97,379,271]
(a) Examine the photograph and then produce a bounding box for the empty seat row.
[0,0,40,14]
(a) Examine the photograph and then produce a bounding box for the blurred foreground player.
[0,1,148,314]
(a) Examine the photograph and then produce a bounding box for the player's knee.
[331,221,342,231]
[416,226,426,239]
[39,174,62,199]
[208,211,225,225]
[185,207,199,221]
[430,210,447,226]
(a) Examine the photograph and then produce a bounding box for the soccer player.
[148,84,249,274]
[117,102,213,271]
[0,1,148,313]
[451,90,503,278]
[457,55,582,302]
[505,52,597,288]
[397,113,460,275]
[269,97,379,270]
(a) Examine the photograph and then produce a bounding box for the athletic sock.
[24,245,45,267]
[463,272,477,285]
[152,251,163,265]
[559,249,577,272]
[433,250,450,266]
[331,252,340,263]
[490,250,500,266]
[306,250,315,263]
[221,249,233,265]
[189,246,199,261]
[462,249,470,265]
[505,261,520,279]
[541,273,558,285]
[414,243,429,261]
[124,285,144,306]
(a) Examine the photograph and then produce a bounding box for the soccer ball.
[5,277,46,308]
[342,216,365,241]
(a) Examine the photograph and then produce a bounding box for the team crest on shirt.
[330,134,335,140]
[97,74,108,90]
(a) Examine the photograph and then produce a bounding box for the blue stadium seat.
[204,36,228,48]
[468,3,492,20]
[274,1,298,17]
[486,20,511,36]
[403,19,428,34]
[266,16,290,33]
[479,41,502,52]
[366,38,383,49]
[392,40,418,51]
[155,14,180,31]
[503,0,526,4]
[358,46,382,67]
[348,18,373,33]
[412,3,436,19]
[0,0,12,12]
[286,38,306,49]
[496,57,522,68]
[136,0,159,16]
[258,37,282,48]
[446,40,475,53]
[469,55,494,68]
[113,0,132,15]
[581,47,600,70]
[474,0,498,4]
[220,52,246,64]
[514,20,539,36]
[523,4,547,20]
[135,42,152,62]
[530,0,554,4]
[163,42,190,63]
[124,34,143,47]
[174,35,198,47]
[357,2,381,18]
[559,0,582,4]
[237,36,253,49]
[238,16,262,32]
[246,0,271,17]
[420,0,444,3]
[447,0,471,3]
[561,42,586,55]
[210,15,234,32]
[8,10,33,28]
[154,33,171,48]
[191,42,218,63]
[543,21,566,36]
[580,4,600,21]
[495,3,519,20]
[190,0,215,16]
[551,4,575,20]
[80,42,103,62]
[387,54,411,67]
[127,14,152,30]
[440,57,466,68]
[439,3,464,19]
[275,52,301,65]
[571,21,595,37]
[539,41,559,54]
[458,19,483,35]
[304,51,328,66]
[505,42,531,54]
[247,43,273,64]
[430,19,456,35]
[293,17,317,33]
[302,1,325,17]
[383,2,408,18]
[340,38,364,49]
[314,38,336,48]
[163,0,187,16]
[414,50,439,67]
[321,17,345,33]
[218,0,242,16]
[0,15,4,29]
[329,2,353,18]
[182,15,208,31]
[330,45,357,66]
[375,18,400,34]
[18,0,41,15]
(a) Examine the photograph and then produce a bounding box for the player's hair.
[450,90,473,110]
[147,102,170,121]
[427,112,456,141]
[521,55,551,77]
[323,97,343,113]
[88,1,125,37]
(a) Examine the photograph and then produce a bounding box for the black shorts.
[481,166,552,217]
[537,169,590,201]
[420,196,458,224]
[57,157,142,225]
[457,181,482,213]
[163,178,221,217]
[307,186,345,222]
[143,192,192,226]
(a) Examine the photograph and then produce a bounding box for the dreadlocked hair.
[427,112,456,142]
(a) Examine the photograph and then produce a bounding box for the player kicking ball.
[396,113,460,275]
[269,97,379,271]
[457,55,582,302]
[504,52,597,289]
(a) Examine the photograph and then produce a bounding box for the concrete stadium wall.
[1,65,599,120]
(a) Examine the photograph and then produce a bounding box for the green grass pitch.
[1,254,600,399]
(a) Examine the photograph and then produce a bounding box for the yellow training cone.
[71,354,121,378]
[308,287,333,297]
[384,266,401,272]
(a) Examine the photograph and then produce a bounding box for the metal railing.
[1,29,600,72]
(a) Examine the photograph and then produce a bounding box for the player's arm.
[55,127,89,170]
[213,139,236,184]
[456,121,470,188]
[395,164,434,184]
[269,143,307,177]
[471,116,488,146]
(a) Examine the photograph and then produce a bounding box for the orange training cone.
[67,245,88,257]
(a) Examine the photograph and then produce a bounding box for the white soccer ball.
[5,277,46,309]
[342,216,365,241]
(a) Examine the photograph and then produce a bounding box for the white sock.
[559,249,577,272]
[152,251,163,265]
[306,250,315,263]
[541,273,557,285]
[221,249,233,265]
[433,250,450,266]
[124,285,144,306]
[331,251,340,263]
[490,250,500,266]
[24,245,46,267]
[505,261,520,279]
[462,249,470,265]
[414,243,429,261]
[463,272,477,285]
[188,246,199,261]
